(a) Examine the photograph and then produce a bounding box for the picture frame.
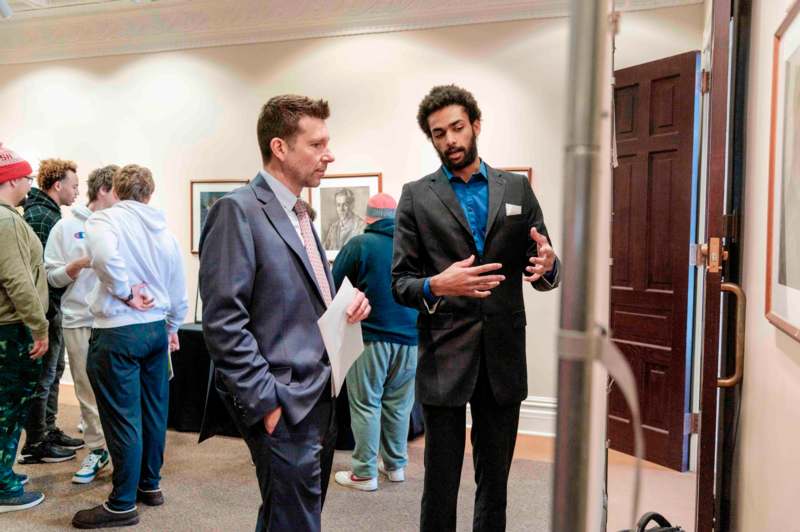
[190,179,248,254]
[308,173,382,260]
[500,166,535,191]
[767,2,800,342]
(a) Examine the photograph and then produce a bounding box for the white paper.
[317,277,364,396]
[505,203,522,216]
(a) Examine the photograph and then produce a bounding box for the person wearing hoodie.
[21,158,84,465]
[44,165,119,486]
[332,193,419,492]
[71,164,188,529]
[0,144,49,513]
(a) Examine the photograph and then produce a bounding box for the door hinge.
[686,412,701,435]
[701,69,711,94]
[690,243,700,266]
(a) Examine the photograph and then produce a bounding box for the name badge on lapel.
[505,203,522,216]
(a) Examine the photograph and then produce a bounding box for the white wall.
[732,1,800,529]
[0,3,707,433]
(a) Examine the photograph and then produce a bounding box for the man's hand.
[65,256,91,280]
[429,255,505,298]
[263,406,282,435]
[524,227,556,282]
[168,332,180,352]
[125,282,155,311]
[346,289,371,324]
[29,336,49,360]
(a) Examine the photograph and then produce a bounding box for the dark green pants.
[0,323,42,497]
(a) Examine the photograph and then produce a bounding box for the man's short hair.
[334,188,355,206]
[37,159,77,191]
[416,84,482,138]
[87,165,119,203]
[113,164,154,202]
[257,95,330,164]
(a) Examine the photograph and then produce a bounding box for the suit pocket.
[270,366,292,385]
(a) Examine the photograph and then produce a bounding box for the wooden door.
[609,51,700,472]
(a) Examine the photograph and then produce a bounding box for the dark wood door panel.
[610,50,698,471]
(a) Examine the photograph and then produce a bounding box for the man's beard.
[437,134,478,172]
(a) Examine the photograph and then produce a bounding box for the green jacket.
[23,187,64,307]
[0,202,49,338]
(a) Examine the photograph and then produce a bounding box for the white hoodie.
[44,204,96,329]
[85,200,188,332]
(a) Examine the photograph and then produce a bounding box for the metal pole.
[552,1,608,531]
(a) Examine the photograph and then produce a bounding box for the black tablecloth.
[168,324,424,449]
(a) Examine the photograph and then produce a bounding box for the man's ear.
[472,119,481,137]
[270,137,287,162]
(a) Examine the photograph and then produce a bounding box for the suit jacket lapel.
[428,169,473,240]
[250,174,329,306]
[485,166,507,240]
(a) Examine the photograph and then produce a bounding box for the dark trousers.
[23,306,65,444]
[420,357,521,532]
[87,321,169,511]
[0,324,41,497]
[240,388,337,532]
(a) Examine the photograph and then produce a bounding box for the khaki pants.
[63,327,105,451]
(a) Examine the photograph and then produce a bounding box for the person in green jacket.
[0,144,49,513]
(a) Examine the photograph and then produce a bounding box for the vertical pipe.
[551,1,608,531]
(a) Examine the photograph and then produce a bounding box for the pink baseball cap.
[365,193,397,224]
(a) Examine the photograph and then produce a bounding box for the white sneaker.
[378,461,405,482]
[334,471,377,491]
[77,418,85,434]
[72,450,110,484]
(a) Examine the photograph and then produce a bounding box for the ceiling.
[0,0,703,64]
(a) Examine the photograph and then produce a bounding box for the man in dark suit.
[392,85,560,532]
[199,94,371,532]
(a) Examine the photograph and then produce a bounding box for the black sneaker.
[18,441,76,464]
[47,427,85,450]
[72,504,139,529]
[136,488,164,506]
[0,491,45,513]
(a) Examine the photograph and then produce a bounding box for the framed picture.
[308,173,382,260]
[767,2,800,342]
[501,166,535,191]
[191,180,248,254]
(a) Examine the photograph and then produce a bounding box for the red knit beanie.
[0,143,33,185]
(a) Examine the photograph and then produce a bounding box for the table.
[168,324,424,448]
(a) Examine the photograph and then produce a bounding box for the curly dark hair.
[37,158,77,191]
[87,164,119,202]
[257,95,330,163]
[416,84,482,138]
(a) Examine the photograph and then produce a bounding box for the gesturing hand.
[29,336,49,360]
[346,289,371,324]
[524,227,556,282]
[125,282,155,311]
[430,255,505,299]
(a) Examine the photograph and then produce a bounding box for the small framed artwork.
[191,180,248,254]
[501,167,535,191]
[767,1,800,342]
[308,173,382,260]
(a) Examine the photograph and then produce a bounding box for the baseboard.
[466,395,557,437]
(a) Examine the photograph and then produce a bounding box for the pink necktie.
[293,199,332,307]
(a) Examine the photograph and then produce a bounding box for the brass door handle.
[717,282,746,388]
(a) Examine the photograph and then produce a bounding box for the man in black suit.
[392,85,560,532]
[199,95,370,532]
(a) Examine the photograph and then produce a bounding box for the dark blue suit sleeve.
[199,196,279,428]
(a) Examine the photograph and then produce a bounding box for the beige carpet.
[1,404,553,531]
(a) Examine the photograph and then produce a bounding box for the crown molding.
[0,0,703,65]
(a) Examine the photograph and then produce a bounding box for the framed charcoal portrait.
[308,173,382,260]
[767,2,800,342]
[191,179,248,254]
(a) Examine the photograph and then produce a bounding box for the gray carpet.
[1,404,552,531]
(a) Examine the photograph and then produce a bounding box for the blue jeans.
[87,321,169,511]
[346,341,417,478]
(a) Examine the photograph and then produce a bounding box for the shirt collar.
[260,169,300,212]
[442,159,488,183]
